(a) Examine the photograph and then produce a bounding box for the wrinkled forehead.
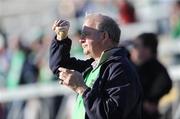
[82,20,96,33]
[82,26,101,33]
[83,19,97,29]
[83,15,103,28]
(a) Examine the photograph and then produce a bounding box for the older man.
[49,13,142,119]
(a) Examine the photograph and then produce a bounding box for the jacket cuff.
[54,35,70,43]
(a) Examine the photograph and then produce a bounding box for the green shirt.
[72,65,101,119]
[7,50,25,89]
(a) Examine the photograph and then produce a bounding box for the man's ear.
[100,31,109,43]
[103,31,109,40]
[101,31,113,47]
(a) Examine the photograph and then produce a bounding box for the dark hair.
[137,33,158,56]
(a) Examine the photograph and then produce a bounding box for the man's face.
[132,39,150,64]
[79,20,104,59]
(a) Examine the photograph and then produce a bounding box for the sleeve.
[148,68,172,102]
[82,62,140,119]
[49,36,94,76]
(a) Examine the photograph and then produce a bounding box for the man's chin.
[83,50,87,55]
[83,51,90,57]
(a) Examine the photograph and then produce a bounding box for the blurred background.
[0,0,180,119]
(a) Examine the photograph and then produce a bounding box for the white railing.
[0,81,74,103]
[0,82,76,119]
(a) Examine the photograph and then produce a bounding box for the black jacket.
[49,37,142,119]
[137,58,172,104]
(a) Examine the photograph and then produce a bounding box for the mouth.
[82,44,86,49]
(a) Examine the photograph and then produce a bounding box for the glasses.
[80,29,104,39]
[80,31,90,38]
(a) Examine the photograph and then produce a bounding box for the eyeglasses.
[80,29,104,39]
[80,31,90,39]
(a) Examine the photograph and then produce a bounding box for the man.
[49,13,142,119]
[131,33,172,119]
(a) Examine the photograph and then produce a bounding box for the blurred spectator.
[19,27,50,85]
[170,0,180,38]
[5,31,53,119]
[131,33,172,119]
[6,36,27,88]
[0,32,9,88]
[0,32,9,119]
[6,34,41,88]
[118,0,137,25]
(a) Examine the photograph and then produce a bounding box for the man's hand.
[58,67,88,95]
[52,20,70,41]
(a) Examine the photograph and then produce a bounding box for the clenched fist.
[58,67,88,95]
[52,19,70,41]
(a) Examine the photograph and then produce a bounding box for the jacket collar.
[91,47,127,70]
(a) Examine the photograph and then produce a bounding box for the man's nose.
[79,37,86,44]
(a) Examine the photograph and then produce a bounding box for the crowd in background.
[0,0,180,119]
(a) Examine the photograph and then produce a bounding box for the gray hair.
[85,13,121,44]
